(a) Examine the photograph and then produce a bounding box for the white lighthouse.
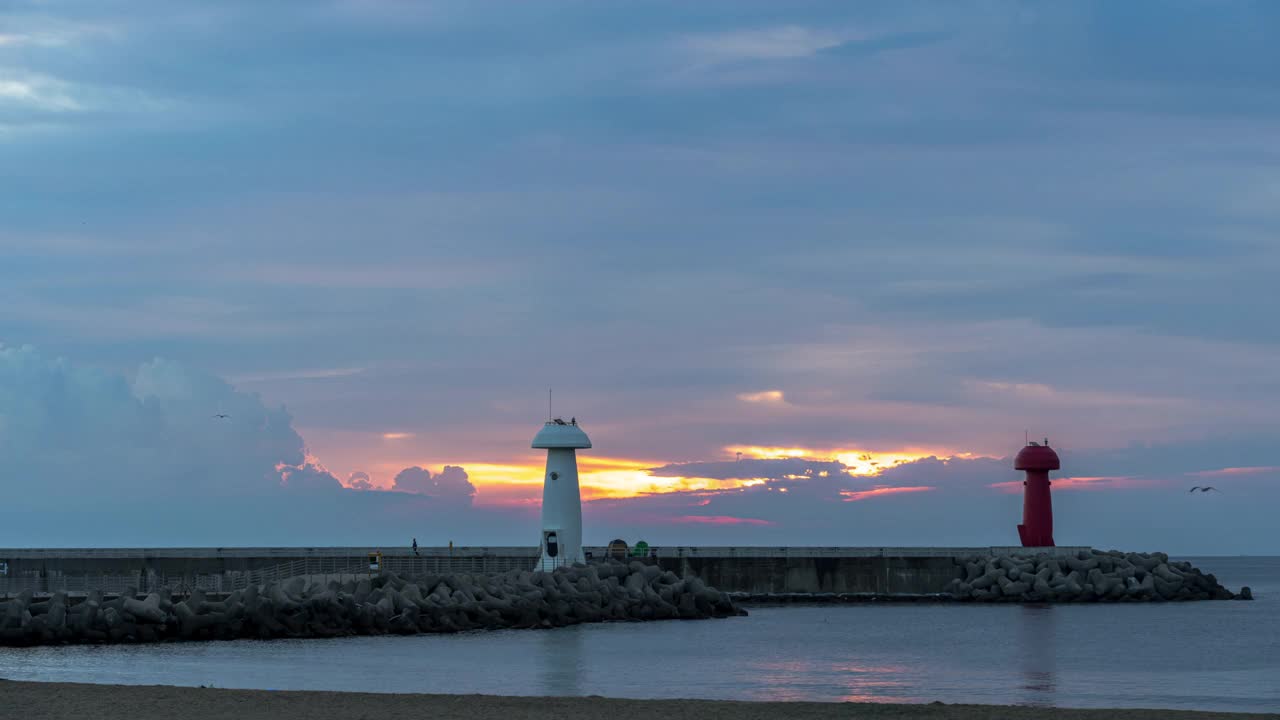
[533,417,591,571]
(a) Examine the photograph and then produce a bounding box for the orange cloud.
[725,444,975,476]
[839,486,934,502]
[439,459,729,505]
[321,436,983,507]
[737,390,785,404]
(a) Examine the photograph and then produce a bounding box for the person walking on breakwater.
[412,538,419,556]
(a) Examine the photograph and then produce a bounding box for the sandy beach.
[2,680,1276,720]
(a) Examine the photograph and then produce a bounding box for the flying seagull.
[213,413,231,420]
[1188,486,1220,493]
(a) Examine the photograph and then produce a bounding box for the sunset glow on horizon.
[724,445,982,476]
[334,443,987,506]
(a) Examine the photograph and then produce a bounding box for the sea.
[1,556,1277,713]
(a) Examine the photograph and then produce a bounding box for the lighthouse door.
[544,530,559,558]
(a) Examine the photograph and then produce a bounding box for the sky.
[1,1,1278,554]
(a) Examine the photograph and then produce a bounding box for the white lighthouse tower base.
[532,419,591,572]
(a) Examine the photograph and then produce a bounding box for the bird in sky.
[213,413,231,420]
[1188,486,1220,493]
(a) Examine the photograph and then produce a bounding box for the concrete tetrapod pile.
[0,561,745,647]
[947,549,1251,602]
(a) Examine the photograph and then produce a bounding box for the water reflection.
[749,658,918,703]
[828,662,913,704]
[536,625,584,696]
[1016,604,1057,706]
[1,593,1275,712]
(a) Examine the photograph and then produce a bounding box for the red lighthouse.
[1015,439,1059,547]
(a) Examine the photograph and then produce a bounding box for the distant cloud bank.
[0,345,1277,552]
[392,465,477,504]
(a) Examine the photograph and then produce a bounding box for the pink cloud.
[988,476,1161,494]
[669,515,776,526]
[839,485,934,502]
[345,471,376,490]
[1190,466,1280,478]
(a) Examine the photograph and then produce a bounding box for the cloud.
[680,26,850,62]
[279,460,343,492]
[0,346,488,542]
[0,13,119,49]
[1,344,1278,553]
[0,345,324,498]
[391,464,477,504]
[2,3,1280,556]
[649,457,850,482]
[0,73,82,112]
[986,475,1160,494]
[669,515,775,527]
[229,367,367,384]
[583,447,1280,553]
[737,389,784,404]
[839,485,934,502]
[0,345,526,546]
[963,380,1178,410]
[1190,466,1280,478]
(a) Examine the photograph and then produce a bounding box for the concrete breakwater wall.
[0,546,1086,596]
[0,562,743,647]
[0,547,541,595]
[730,550,1248,602]
[0,546,1247,601]
[656,551,977,595]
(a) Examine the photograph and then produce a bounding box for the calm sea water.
[1,557,1276,712]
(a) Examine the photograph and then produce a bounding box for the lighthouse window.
[550,471,559,481]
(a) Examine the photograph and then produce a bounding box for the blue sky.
[1,1,1278,552]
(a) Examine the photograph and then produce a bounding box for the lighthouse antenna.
[548,388,552,421]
